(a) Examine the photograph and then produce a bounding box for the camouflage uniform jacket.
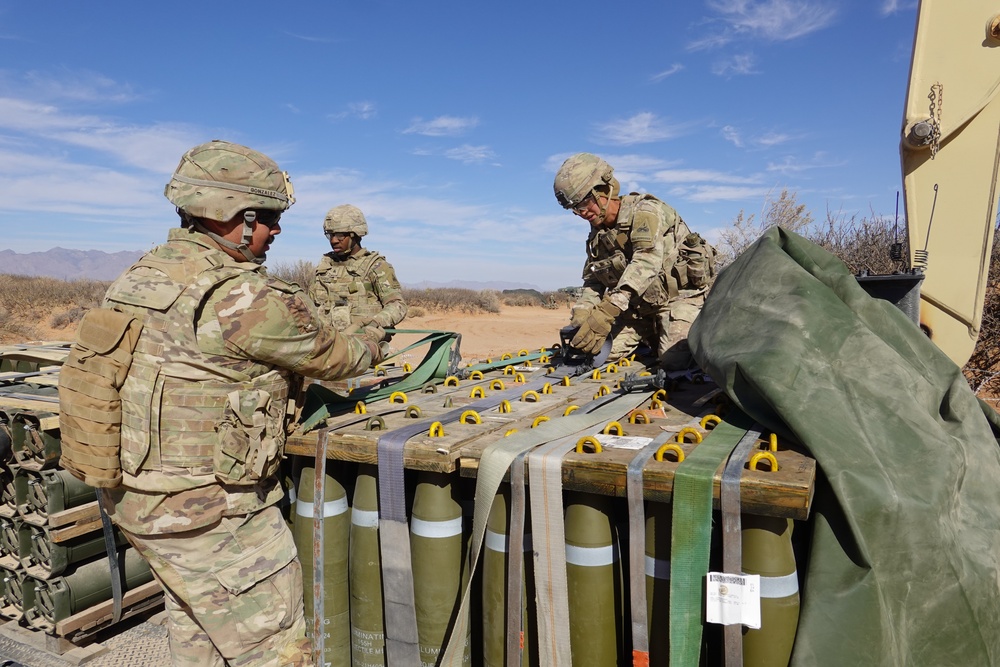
[309,248,407,331]
[577,193,692,313]
[104,227,376,535]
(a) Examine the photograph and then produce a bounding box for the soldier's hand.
[360,323,386,344]
[570,299,621,354]
[569,306,592,328]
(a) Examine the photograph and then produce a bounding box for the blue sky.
[0,0,918,290]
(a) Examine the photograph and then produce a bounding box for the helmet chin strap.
[193,211,263,264]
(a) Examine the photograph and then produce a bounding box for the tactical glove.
[360,323,386,345]
[570,306,592,328]
[570,298,621,355]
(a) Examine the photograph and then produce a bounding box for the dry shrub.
[408,306,426,318]
[0,274,109,344]
[269,260,316,289]
[402,288,502,314]
[964,228,1000,399]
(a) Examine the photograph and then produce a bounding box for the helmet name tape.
[172,173,289,204]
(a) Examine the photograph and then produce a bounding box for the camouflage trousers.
[120,505,311,667]
[608,291,707,370]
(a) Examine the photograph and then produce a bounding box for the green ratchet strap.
[669,410,753,667]
[299,330,459,431]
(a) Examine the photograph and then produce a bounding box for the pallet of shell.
[284,345,816,666]
[0,345,164,651]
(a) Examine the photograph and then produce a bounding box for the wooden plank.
[55,580,163,636]
[48,501,98,528]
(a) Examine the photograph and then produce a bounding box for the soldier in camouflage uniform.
[97,141,383,666]
[308,205,407,342]
[553,153,716,369]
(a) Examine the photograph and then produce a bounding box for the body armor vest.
[312,250,384,329]
[107,245,292,492]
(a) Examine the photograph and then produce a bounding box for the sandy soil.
[13,305,573,365]
[390,306,571,365]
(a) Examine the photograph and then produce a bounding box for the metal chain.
[928,82,944,158]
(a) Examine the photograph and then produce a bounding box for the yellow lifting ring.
[629,410,650,424]
[522,359,533,367]
[461,410,482,425]
[541,382,553,394]
[518,349,530,357]
[421,382,437,394]
[403,363,412,373]
[596,385,612,397]
[639,371,652,377]
[512,372,524,383]
[532,415,550,428]
[605,363,618,373]
[767,433,778,452]
[405,405,422,418]
[546,366,556,373]
[501,353,513,361]
[490,379,506,391]
[563,405,580,416]
[354,401,367,415]
[470,386,486,398]
[470,370,484,380]
[504,366,515,375]
[619,357,632,367]
[749,451,779,472]
[676,427,703,444]
[654,443,685,463]
[428,422,446,437]
[575,436,603,454]
[561,376,571,386]
[653,389,668,401]
[591,369,602,380]
[365,415,386,431]
[522,390,540,403]
[540,354,551,363]
[603,421,624,436]
[504,428,518,437]
[498,399,511,414]
[374,366,386,377]
[700,414,722,430]
[444,376,460,387]
[649,398,663,410]
[485,358,493,364]
[389,391,408,404]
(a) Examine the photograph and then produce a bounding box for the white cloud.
[444,144,496,164]
[403,115,479,137]
[593,112,690,146]
[722,125,744,147]
[880,0,917,16]
[755,131,792,147]
[712,54,758,76]
[651,168,762,185]
[707,0,838,41]
[685,184,776,202]
[651,64,684,82]
[767,152,845,174]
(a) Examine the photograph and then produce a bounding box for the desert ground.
[10,305,573,366]
[387,305,570,366]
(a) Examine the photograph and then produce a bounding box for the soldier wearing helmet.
[309,204,408,340]
[88,140,384,666]
[554,152,716,369]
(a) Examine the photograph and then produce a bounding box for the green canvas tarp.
[688,227,1000,666]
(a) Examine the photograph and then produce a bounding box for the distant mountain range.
[0,249,545,291]
[1,248,145,281]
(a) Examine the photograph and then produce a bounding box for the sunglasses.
[253,211,282,228]
[325,231,350,241]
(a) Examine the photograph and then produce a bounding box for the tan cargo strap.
[720,423,764,667]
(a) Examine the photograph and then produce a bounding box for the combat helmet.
[553,153,620,209]
[164,140,295,263]
[323,205,369,237]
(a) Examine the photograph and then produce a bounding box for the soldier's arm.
[617,205,668,299]
[369,259,408,328]
[214,278,375,380]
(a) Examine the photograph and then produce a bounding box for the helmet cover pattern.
[164,140,294,222]
[323,204,369,237]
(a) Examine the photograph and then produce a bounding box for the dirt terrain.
[12,305,572,365]
[388,305,570,365]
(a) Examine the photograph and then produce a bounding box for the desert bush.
[269,259,316,289]
[965,227,1000,398]
[502,289,543,307]
[402,288,502,314]
[716,189,814,267]
[0,274,109,343]
[408,306,426,318]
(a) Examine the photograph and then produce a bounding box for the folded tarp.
[688,227,1000,666]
